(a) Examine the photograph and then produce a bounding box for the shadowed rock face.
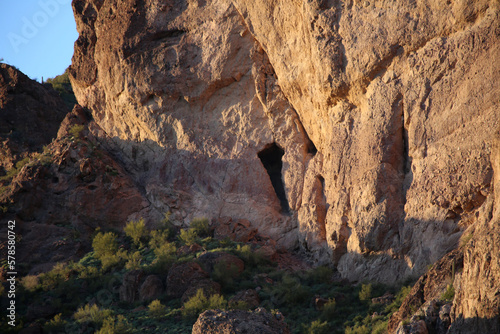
[70,0,500,289]
[0,64,70,173]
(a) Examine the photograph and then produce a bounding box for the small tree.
[148,299,166,318]
[178,228,198,246]
[190,218,210,236]
[182,289,227,318]
[359,283,372,301]
[92,232,124,270]
[124,218,147,248]
[92,232,118,258]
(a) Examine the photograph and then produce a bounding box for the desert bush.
[44,313,67,333]
[69,124,85,139]
[100,251,126,271]
[46,69,77,108]
[345,324,370,334]
[182,289,227,318]
[0,157,30,181]
[442,284,455,301]
[21,275,39,292]
[149,229,171,250]
[124,218,147,248]
[125,251,142,270]
[320,298,336,320]
[307,266,333,284]
[74,303,114,325]
[263,274,310,307]
[179,228,198,246]
[148,299,166,318]
[359,283,372,301]
[235,244,267,267]
[190,218,210,236]
[372,320,389,334]
[92,232,126,270]
[92,232,118,258]
[40,262,73,290]
[96,315,130,334]
[154,241,176,258]
[303,319,330,334]
[212,260,241,289]
[385,285,412,313]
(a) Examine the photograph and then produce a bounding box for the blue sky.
[0,0,78,81]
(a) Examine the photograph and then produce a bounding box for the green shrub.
[345,324,370,334]
[372,320,389,334]
[359,283,372,301]
[442,284,455,301]
[39,262,73,290]
[182,289,227,318]
[153,241,176,258]
[149,229,171,250]
[190,218,210,236]
[303,319,330,334]
[74,303,114,325]
[148,299,166,318]
[92,232,126,270]
[96,315,130,334]
[125,251,142,270]
[100,251,126,271]
[124,218,147,248]
[92,232,118,258]
[320,298,336,320]
[308,266,334,284]
[212,260,241,289]
[179,228,198,246]
[44,313,67,333]
[69,124,85,139]
[235,244,267,267]
[385,285,412,313]
[21,275,39,291]
[0,157,30,181]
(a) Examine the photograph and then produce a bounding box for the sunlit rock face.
[70,0,500,285]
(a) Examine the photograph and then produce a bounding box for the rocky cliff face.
[70,0,500,285]
[0,64,69,173]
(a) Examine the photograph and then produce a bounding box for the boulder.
[139,275,164,302]
[229,290,261,309]
[192,308,290,334]
[119,270,144,303]
[198,252,245,276]
[166,262,209,298]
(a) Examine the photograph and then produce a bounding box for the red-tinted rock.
[166,262,209,298]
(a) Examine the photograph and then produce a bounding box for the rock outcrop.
[70,0,500,284]
[67,0,500,331]
[192,308,290,334]
[0,102,150,269]
[0,64,69,173]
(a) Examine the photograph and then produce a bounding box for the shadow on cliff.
[447,316,500,334]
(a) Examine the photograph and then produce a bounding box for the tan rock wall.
[70,0,500,282]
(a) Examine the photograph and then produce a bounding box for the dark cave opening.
[258,143,290,214]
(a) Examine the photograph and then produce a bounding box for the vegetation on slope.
[45,69,77,109]
[0,212,415,334]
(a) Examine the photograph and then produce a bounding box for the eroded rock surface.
[192,308,291,334]
[70,0,500,286]
[0,64,69,173]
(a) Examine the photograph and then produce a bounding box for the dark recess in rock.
[258,142,290,214]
